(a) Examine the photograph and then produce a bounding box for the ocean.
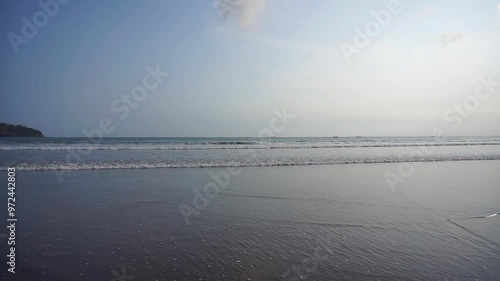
[1,136,500,171]
[0,137,499,280]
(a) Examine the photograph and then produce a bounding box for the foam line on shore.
[2,156,500,171]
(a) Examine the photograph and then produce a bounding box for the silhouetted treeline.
[0,123,44,137]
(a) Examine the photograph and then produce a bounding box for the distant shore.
[0,123,43,137]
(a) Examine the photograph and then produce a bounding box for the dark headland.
[0,123,44,137]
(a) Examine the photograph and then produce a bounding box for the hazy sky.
[1,0,500,137]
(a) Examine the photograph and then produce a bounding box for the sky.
[1,0,500,137]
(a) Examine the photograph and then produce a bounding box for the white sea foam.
[2,137,500,171]
[2,154,500,171]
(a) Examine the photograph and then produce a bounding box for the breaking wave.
[3,154,500,171]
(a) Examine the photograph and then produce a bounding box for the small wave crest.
[2,155,500,171]
[458,213,500,220]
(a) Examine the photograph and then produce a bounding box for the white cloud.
[239,0,266,28]
[440,32,463,46]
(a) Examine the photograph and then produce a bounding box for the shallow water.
[0,161,499,280]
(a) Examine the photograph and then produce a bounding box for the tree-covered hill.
[0,123,44,137]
